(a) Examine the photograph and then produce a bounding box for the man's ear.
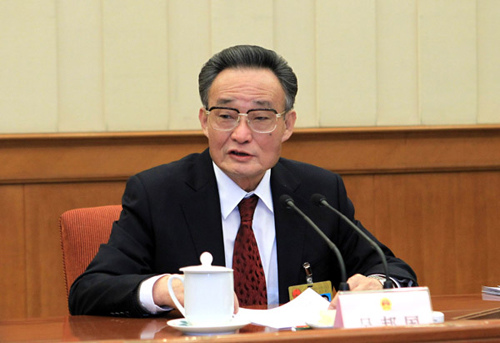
[281,110,296,142]
[199,108,209,138]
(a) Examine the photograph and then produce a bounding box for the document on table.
[235,288,332,329]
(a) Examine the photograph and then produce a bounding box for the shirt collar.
[213,162,274,219]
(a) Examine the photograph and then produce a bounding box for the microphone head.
[279,194,294,209]
[311,193,327,206]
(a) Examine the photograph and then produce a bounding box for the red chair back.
[59,205,121,297]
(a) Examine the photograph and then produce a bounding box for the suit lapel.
[271,160,308,303]
[179,150,226,267]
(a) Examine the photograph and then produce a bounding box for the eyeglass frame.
[204,106,289,133]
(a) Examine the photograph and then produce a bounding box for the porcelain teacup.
[167,252,234,326]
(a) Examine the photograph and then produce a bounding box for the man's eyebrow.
[215,98,234,105]
[214,99,275,109]
[252,100,273,108]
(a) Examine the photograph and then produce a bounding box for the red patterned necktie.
[232,195,268,306]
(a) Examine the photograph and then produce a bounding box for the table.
[2,294,500,342]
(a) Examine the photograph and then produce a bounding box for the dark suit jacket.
[69,149,417,316]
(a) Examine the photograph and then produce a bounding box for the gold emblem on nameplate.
[381,298,392,311]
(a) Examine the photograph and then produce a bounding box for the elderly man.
[69,45,417,317]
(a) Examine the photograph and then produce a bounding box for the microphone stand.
[311,194,392,289]
[280,195,350,291]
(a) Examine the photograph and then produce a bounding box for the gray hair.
[198,45,298,111]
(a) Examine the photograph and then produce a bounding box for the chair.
[59,205,122,297]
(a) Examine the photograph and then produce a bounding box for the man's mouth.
[230,150,251,157]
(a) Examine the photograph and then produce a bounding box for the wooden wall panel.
[467,171,500,287]
[0,186,26,319]
[0,126,499,319]
[343,171,500,296]
[0,132,208,184]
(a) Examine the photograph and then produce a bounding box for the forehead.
[208,68,285,107]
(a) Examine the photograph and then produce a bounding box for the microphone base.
[383,280,393,289]
[338,282,350,291]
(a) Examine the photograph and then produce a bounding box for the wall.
[1,126,499,319]
[1,0,499,134]
[1,0,499,321]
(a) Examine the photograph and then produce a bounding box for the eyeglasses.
[205,106,287,133]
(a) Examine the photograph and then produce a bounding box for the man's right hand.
[152,274,184,309]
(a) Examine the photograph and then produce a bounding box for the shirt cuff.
[138,274,173,314]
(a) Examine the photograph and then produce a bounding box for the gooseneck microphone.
[311,194,392,289]
[279,194,350,291]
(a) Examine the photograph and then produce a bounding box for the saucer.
[167,318,251,335]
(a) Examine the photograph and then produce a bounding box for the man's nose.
[231,116,253,141]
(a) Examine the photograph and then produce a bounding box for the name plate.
[334,286,433,328]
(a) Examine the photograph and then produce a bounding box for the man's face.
[199,68,296,191]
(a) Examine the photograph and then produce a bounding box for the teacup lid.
[179,252,233,273]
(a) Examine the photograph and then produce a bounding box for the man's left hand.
[328,274,383,309]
